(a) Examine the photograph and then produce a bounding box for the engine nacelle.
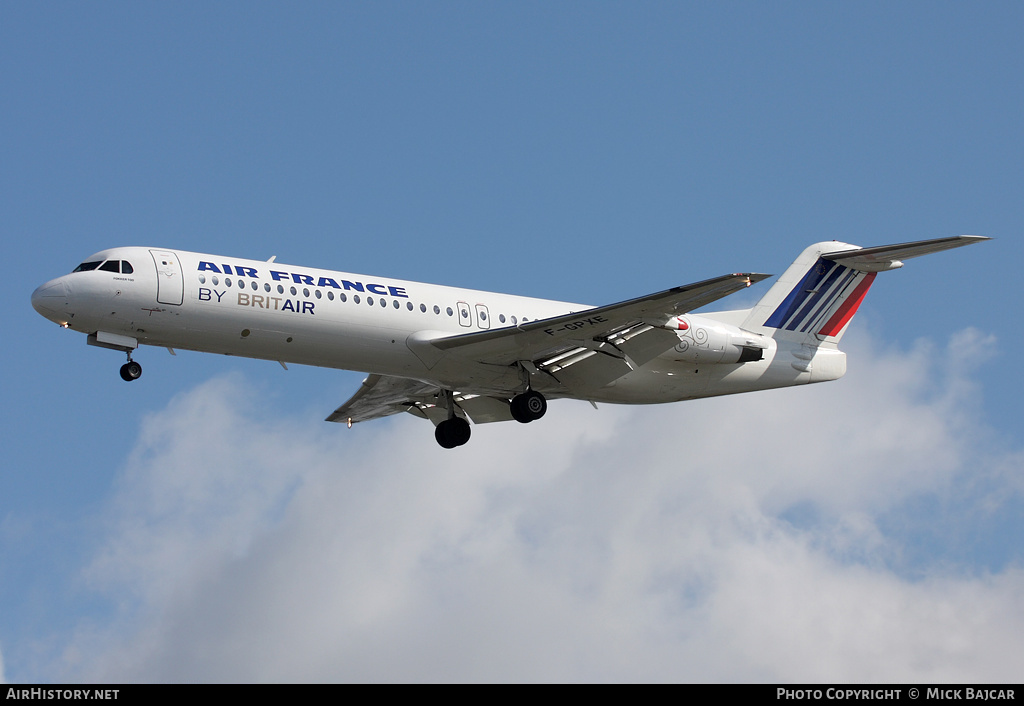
[654,315,768,365]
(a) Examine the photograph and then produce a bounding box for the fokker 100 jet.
[32,235,988,448]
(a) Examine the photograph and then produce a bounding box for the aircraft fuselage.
[32,246,833,406]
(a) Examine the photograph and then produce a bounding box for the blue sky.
[2,2,1022,682]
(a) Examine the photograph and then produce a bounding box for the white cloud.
[53,329,1024,682]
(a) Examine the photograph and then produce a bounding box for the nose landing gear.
[119,353,142,382]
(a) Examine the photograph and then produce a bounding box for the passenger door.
[150,250,184,305]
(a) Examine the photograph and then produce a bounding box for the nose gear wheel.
[119,360,142,381]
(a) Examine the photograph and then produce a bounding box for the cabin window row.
[196,274,530,324]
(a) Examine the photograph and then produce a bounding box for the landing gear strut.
[434,389,472,449]
[119,353,142,382]
[510,389,547,423]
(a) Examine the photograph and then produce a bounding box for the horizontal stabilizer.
[822,235,990,272]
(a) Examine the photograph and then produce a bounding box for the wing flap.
[539,323,683,391]
[458,395,516,423]
[544,348,631,392]
[326,374,438,424]
[326,375,517,426]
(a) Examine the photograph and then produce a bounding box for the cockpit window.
[121,261,134,274]
[99,261,120,272]
[72,261,102,272]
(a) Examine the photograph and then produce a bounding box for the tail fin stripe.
[768,258,869,333]
[792,266,858,332]
[780,261,846,329]
[794,266,860,334]
[817,272,877,337]
[764,258,835,329]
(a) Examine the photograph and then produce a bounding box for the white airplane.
[32,235,988,448]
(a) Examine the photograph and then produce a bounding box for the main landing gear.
[432,389,548,448]
[434,389,472,449]
[119,353,142,382]
[435,416,471,449]
[510,389,547,424]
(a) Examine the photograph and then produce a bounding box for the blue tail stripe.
[782,262,847,330]
[764,258,832,329]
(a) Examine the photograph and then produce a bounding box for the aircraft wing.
[426,272,770,393]
[431,272,769,362]
[329,272,770,423]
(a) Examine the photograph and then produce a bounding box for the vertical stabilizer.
[743,241,871,344]
[743,235,989,346]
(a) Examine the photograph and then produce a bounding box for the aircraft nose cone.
[31,279,68,322]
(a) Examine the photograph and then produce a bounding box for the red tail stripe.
[817,272,876,337]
